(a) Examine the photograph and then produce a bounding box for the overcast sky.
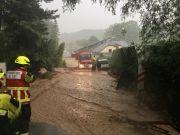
[41,0,140,33]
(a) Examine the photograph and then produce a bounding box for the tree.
[56,42,65,67]
[44,20,60,68]
[88,36,99,44]
[44,20,59,44]
[0,0,61,72]
[104,21,141,44]
[76,36,99,47]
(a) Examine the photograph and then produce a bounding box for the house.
[72,37,128,58]
[101,45,119,54]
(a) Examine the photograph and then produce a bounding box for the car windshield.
[80,54,91,60]
[98,59,108,64]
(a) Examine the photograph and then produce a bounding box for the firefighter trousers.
[18,103,31,134]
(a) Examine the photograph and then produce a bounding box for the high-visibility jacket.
[0,72,5,88]
[0,72,5,79]
[6,68,33,103]
[0,92,21,123]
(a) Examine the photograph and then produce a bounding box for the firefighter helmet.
[15,56,30,65]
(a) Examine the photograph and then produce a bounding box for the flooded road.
[30,68,179,135]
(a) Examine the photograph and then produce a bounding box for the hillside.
[60,29,105,42]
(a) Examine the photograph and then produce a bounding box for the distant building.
[72,37,128,58]
[100,45,122,54]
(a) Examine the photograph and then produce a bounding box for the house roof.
[73,37,128,54]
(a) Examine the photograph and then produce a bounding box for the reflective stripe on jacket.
[6,68,31,103]
[0,72,5,87]
[19,132,29,135]
[0,72,5,79]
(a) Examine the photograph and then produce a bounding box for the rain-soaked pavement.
[30,68,179,135]
[30,122,65,135]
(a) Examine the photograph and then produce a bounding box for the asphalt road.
[30,122,65,135]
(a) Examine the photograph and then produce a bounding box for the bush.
[143,41,180,131]
[110,46,138,89]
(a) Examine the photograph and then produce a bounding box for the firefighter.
[6,56,34,135]
[0,89,21,135]
[92,55,96,62]
[0,68,5,88]
[0,68,5,78]
[91,55,96,71]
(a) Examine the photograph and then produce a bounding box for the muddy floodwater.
[30,68,179,135]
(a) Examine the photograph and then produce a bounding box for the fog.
[41,0,140,33]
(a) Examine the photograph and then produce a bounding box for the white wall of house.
[101,45,117,53]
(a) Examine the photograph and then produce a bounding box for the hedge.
[110,46,138,89]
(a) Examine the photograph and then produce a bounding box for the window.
[109,49,112,53]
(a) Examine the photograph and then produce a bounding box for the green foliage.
[119,0,180,44]
[104,21,141,44]
[56,42,65,67]
[138,0,180,44]
[143,41,180,130]
[63,0,119,15]
[110,46,138,89]
[143,42,180,95]
[88,36,99,44]
[0,0,63,73]
[44,20,59,44]
[76,36,99,47]
[62,0,80,11]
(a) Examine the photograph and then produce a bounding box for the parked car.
[97,58,109,70]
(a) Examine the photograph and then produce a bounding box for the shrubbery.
[0,1,64,74]
[110,42,180,131]
[143,41,180,131]
[110,46,138,89]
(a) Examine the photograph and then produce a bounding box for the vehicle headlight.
[79,64,84,68]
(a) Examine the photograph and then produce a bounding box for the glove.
[25,73,34,83]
